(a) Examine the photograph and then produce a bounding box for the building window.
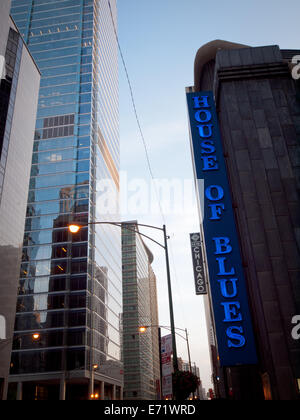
[42,114,75,139]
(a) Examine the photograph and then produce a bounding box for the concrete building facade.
[188,40,300,400]
[0,0,40,400]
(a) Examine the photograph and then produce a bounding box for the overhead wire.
[107,0,188,330]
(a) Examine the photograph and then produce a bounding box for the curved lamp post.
[68,221,179,377]
[139,325,192,373]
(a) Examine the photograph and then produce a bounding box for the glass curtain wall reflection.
[122,223,160,400]
[10,0,122,397]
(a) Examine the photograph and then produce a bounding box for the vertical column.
[100,381,105,400]
[2,378,8,401]
[16,382,23,401]
[112,384,116,400]
[59,377,66,401]
[120,386,123,400]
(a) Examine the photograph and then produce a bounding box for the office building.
[149,260,161,397]
[122,222,161,400]
[187,40,300,400]
[9,0,122,400]
[0,0,40,400]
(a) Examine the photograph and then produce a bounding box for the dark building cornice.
[194,40,249,90]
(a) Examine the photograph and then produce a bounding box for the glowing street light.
[138,326,148,333]
[68,220,179,375]
[32,333,40,341]
[68,224,81,234]
[139,325,193,373]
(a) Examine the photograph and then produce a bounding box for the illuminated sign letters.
[187,91,258,366]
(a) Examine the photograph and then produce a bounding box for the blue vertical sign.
[187,91,258,366]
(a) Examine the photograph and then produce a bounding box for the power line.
[107,0,166,224]
[107,0,188,327]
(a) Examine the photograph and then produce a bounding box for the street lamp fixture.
[139,325,193,373]
[141,325,197,401]
[68,220,179,373]
[32,333,40,341]
[138,326,148,333]
[68,224,81,234]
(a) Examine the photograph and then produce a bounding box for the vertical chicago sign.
[187,91,257,366]
[190,233,207,295]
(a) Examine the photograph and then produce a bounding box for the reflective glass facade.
[122,223,160,400]
[10,0,122,386]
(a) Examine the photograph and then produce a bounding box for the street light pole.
[163,225,178,372]
[185,328,192,373]
[139,325,191,374]
[69,220,179,375]
[139,325,194,400]
[89,368,95,400]
[89,364,99,400]
[158,327,163,400]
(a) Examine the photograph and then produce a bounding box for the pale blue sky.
[117,0,299,390]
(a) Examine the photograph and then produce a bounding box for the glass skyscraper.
[9,0,122,400]
[122,222,160,400]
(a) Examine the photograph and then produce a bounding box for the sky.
[117,0,300,390]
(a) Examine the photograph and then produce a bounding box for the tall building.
[122,222,161,400]
[8,0,122,400]
[0,0,40,400]
[149,259,161,397]
[187,40,300,400]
